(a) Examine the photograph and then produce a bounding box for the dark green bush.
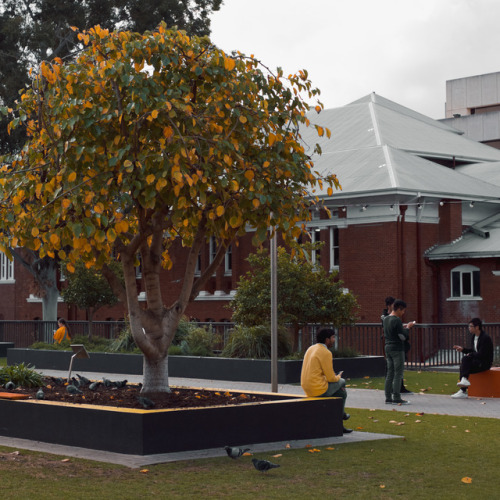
[221,324,292,359]
[0,362,45,388]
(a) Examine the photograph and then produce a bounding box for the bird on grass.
[88,382,100,391]
[137,396,155,409]
[224,446,250,459]
[4,381,16,390]
[252,458,280,473]
[36,388,45,400]
[66,384,83,395]
[76,374,91,386]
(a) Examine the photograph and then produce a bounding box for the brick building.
[2,92,500,325]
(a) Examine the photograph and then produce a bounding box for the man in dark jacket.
[451,317,494,399]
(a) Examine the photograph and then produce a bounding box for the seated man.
[301,328,352,434]
[452,317,494,399]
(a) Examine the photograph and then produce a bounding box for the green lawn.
[346,369,459,395]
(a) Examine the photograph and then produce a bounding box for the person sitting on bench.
[451,317,494,399]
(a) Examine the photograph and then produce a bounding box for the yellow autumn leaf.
[461,477,472,484]
[106,228,117,242]
[272,454,282,458]
[151,110,159,119]
[146,174,155,184]
[50,234,60,245]
[31,227,39,237]
[327,187,333,196]
[216,206,225,217]
[68,171,77,183]
[252,198,260,208]
[244,170,254,181]
[239,115,247,124]
[268,133,276,146]
[61,199,71,209]
[224,57,236,71]
[317,126,324,137]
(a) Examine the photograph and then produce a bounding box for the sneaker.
[392,399,411,405]
[400,388,413,394]
[457,377,470,387]
[385,399,393,404]
[451,389,468,399]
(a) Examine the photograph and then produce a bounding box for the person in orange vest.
[53,318,71,344]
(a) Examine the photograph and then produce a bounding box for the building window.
[209,236,217,264]
[330,227,339,270]
[195,251,201,276]
[0,252,14,282]
[311,228,321,266]
[225,244,232,275]
[451,265,480,298]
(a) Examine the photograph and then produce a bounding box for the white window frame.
[449,264,481,300]
[311,228,321,267]
[224,244,232,275]
[329,227,339,271]
[0,252,14,283]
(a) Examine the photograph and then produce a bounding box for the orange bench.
[468,367,500,398]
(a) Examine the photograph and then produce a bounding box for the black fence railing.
[1,321,499,370]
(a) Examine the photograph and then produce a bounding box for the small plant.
[222,324,292,359]
[178,326,221,357]
[0,362,44,388]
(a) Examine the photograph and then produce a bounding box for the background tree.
[0,24,338,393]
[230,246,359,348]
[61,261,120,339]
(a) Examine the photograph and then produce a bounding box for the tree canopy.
[0,24,339,392]
[0,0,222,153]
[230,246,359,342]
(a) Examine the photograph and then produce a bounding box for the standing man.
[451,318,494,399]
[381,296,413,394]
[383,299,415,405]
[301,328,352,434]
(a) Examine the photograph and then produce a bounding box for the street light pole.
[270,223,278,393]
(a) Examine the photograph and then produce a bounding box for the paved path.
[0,369,497,467]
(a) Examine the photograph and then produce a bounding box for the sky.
[209,0,500,119]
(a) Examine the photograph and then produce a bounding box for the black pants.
[460,355,489,379]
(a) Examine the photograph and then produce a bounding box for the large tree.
[0,0,222,321]
[0,24,338,392]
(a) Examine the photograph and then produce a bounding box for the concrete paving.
[1,369,498,467]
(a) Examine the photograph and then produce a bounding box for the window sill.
[446,296,483,302]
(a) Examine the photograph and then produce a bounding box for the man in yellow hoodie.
[301,328,352,433]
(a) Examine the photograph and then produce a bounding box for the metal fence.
[1,320,499,370]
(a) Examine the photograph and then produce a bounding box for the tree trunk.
[141,354,171,394]
[42,285,59,322]
[87,309,94,341]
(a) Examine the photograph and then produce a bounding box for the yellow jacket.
[53,326,70,344]
[301,343,341,397]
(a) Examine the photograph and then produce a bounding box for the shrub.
[0,362,45,388]
[222,324,292,359]
[178,327,221,357]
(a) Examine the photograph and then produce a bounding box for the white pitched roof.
[302,93,500,202]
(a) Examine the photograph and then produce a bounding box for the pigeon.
[103,378,114,388]
[66,384,83,395]
[70,377,81,388]
[114,379,128,388]
[35,388,45,400]
[4,381,16,390]
[224,446,250,459]
[88,382,100,391]
[252,458,280,473]
[137,396,155,409]
[76,374,91,386]
[50,376,65,386]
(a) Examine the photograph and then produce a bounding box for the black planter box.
[7,349,386,382]
[0,392,343,455]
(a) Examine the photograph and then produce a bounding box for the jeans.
[320,378,347,412]
[385,349,405,401]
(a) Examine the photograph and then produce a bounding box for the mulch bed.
[0,376,272,410]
